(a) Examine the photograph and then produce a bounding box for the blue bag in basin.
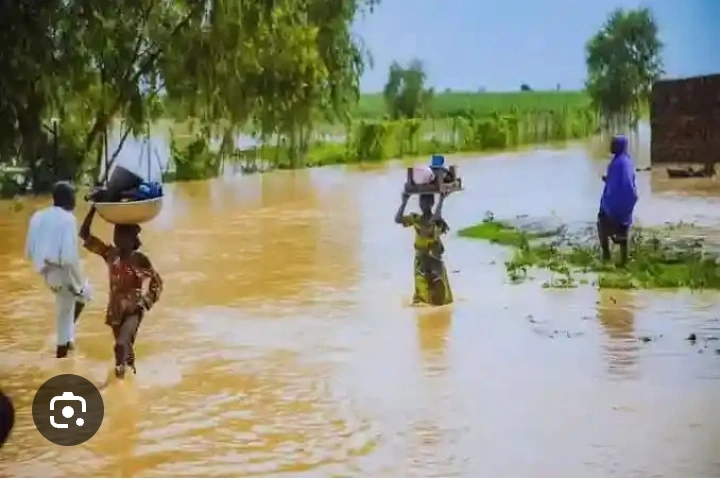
[136,181,163,200]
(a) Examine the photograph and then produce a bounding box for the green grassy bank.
[354,90,592,119]
[181,106,600,178]
[1,91,600,193]
[458,215,720,290]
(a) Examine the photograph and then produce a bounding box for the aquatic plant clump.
[457,214,562,247]
[459,216,720,290]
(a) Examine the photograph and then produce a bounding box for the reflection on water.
[415,306,453,374]
[597,290,639,378]
[651,169,720,198]
[2,129,720,477]
[91,382,142,477]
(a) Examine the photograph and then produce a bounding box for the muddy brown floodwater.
[1,128,720,477]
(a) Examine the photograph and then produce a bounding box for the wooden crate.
[404,166,464,195]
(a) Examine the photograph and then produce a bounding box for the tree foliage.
[0,0,379,192]
[382,59,434,119]
[585,7,664,128]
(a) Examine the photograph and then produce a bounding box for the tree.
[520,83,532,92]
[0,0,78,190]
[0,0,210,190]
[585,7,664,130]
[0,0,380,191]
[166,0,380,167]
[382,59,433,119]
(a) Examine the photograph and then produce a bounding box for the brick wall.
[650,74,720,165]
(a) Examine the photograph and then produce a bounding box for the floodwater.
[1,127,720,477]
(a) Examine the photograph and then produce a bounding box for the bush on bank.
[217,107,600,176]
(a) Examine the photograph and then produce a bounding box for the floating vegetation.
[456,211,562,246]
[457,218,528,246]
[458,213,720,290]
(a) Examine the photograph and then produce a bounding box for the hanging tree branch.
[106,121,133,169]
[82,4,203,158]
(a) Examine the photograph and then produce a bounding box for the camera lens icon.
[49,392,86,429]
[60,405,84,426]
[33,374,104,446]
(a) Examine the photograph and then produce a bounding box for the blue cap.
[430,154,445,167]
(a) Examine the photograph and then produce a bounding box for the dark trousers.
[597,209,629,242]
[112,313,142,367]
[597,209,630,263]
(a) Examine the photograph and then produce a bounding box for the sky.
[353,0,720,92]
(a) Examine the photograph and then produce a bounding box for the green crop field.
[354,90,592,119]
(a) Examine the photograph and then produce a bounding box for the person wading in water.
[395,191,454,306]
[598,134,638,266]
[79,206,163,378]
[25,181,91,358]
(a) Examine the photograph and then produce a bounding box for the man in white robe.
[25,181,91,358]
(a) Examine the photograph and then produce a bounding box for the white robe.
[25,206,91,346]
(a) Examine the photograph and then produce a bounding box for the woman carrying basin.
[395,155,458,306]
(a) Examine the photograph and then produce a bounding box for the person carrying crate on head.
[394,189,454,307]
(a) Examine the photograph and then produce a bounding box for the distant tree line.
[381,6,663,130]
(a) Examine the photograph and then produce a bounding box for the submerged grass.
[457,212,562,246]
[458,215,720,290]
[457,219,530,246]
